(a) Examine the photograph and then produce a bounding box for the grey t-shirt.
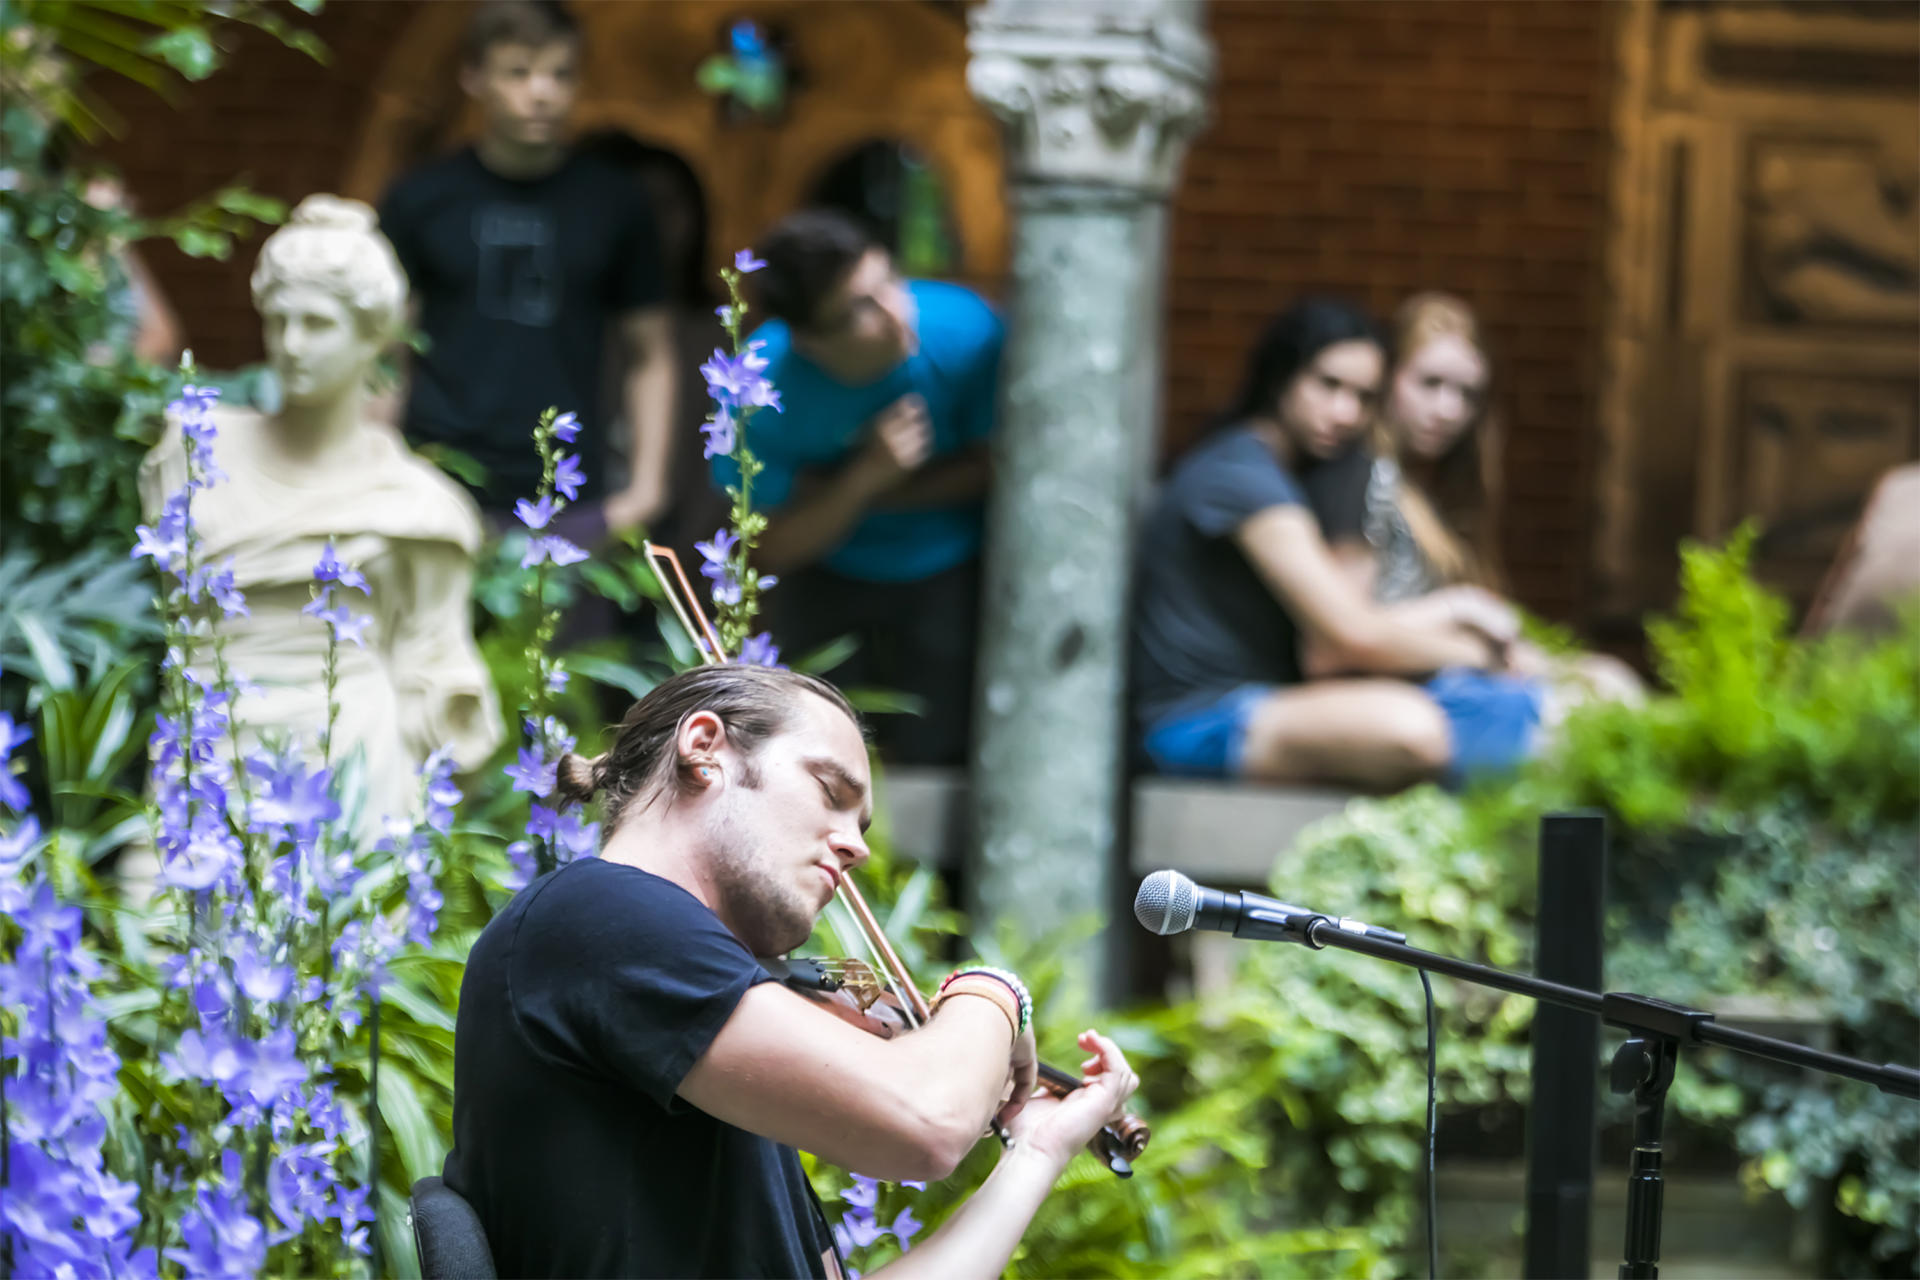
[1131,427,1369,729]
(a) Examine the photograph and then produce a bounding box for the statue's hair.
[555,664,864,847]
[250,195,407,342]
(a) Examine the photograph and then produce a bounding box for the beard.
[705,804,816,957]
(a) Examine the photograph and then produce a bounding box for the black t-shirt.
[443,858,834,1279]
[379,147,663,510]
[1131,427,1370,728]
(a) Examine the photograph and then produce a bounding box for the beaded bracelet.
[938,965,1032,1037]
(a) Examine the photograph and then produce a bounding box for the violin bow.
[642,542,930,1026]
[641,541,1147,1169]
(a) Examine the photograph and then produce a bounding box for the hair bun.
[554,752,604,806]
[286,193,379,235]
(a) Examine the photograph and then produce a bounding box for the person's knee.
[1381,692,1452,779]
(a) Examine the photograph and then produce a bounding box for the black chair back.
[410,1176,497,1280]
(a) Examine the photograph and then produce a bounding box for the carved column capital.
[967,0,1214,196]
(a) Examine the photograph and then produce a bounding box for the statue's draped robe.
[140,409,502,827]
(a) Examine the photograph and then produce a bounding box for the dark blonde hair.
[555,665,862,841]
[1374,292,1505,589]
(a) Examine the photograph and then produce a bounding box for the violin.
[644,543,1152,1178]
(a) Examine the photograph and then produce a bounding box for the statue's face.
[262,284,374,406]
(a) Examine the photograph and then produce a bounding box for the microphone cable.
[1421,967,1439,1280]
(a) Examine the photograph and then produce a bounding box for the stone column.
[966,0,1212,1003]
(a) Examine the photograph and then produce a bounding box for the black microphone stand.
[1287,918,1920,1279]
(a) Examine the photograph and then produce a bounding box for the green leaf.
[142,27,217,80]
[792,632,858,677]
[376,1058,447,1184]
[211,187,286,221]
[843,687,925,717]
[16,611,76,691]
[565,654,658,701]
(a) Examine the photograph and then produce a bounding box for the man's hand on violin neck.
[1005,1030,1140,1171]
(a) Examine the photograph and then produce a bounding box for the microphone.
[1133,869,1407,947]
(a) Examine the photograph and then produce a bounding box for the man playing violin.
[443,663,1140,1278]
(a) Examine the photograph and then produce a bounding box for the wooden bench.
[874,766,1351,887]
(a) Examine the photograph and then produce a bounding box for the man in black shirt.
[379,0,675,526]
[445,664,1140,1278]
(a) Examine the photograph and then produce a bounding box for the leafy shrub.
[1217,531,1920,1276]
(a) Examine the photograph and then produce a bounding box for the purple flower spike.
[516,494,556,531]
[0,710,31,812]
[734,249,767,273]
[715,304,735,326]
[521,534,588,569]
[504,746,557,797]
[700,344,778,412]
[332,610,372,649]
[552,411,581,443]
[553,452,586,502]
[0,813,42,872]
[738,632,783,669]
[701,409,736,460]
[696,528,738,568]
[312,540,371,594]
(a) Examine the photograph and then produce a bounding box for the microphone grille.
[1134,870,1197,936]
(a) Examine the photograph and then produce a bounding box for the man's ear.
[459,62,484,101]
[677,710,727,761]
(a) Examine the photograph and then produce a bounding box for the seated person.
[1358,292,1641,736]
[716,210,1003,766]
[1802,463,1920,637]
[1132,298,1518,791]
[443,664,1138,1279]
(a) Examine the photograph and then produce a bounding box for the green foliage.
[1520,527,1920,834]
[0,0,324,141]
[0,545,161,691]
[1220,531,1920,1274]
[0,1,311,573]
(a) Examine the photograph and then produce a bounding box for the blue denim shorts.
[1142,673,1542,784]
[1141,684,1269,777]
[1425,668,1543,786]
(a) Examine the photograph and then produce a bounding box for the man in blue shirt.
[715,210,1003,764]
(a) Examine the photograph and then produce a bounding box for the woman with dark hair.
[1131,298,1517,790]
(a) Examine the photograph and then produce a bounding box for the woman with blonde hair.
[1368,292,1504,600]
[1358,292,1640,740]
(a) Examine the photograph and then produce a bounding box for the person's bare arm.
[867,443,992,510]
[677,981,1029,1183]
[756,395,931,575]
[605,306,677,532]
[864,1031,1139,1280]
[122,245,184,367]
[1237,507,1497,676]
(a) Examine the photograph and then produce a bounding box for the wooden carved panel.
[1736,368,1920,598]
[1595,0,1920,621]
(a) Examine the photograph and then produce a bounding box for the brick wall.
[1168,0,1616,618]
[94,0,1616,621]
[92,1,420,370]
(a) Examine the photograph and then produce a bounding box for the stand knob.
[1610,1038,1653,1095]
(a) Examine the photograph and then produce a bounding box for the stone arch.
[341,0,1007,291]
